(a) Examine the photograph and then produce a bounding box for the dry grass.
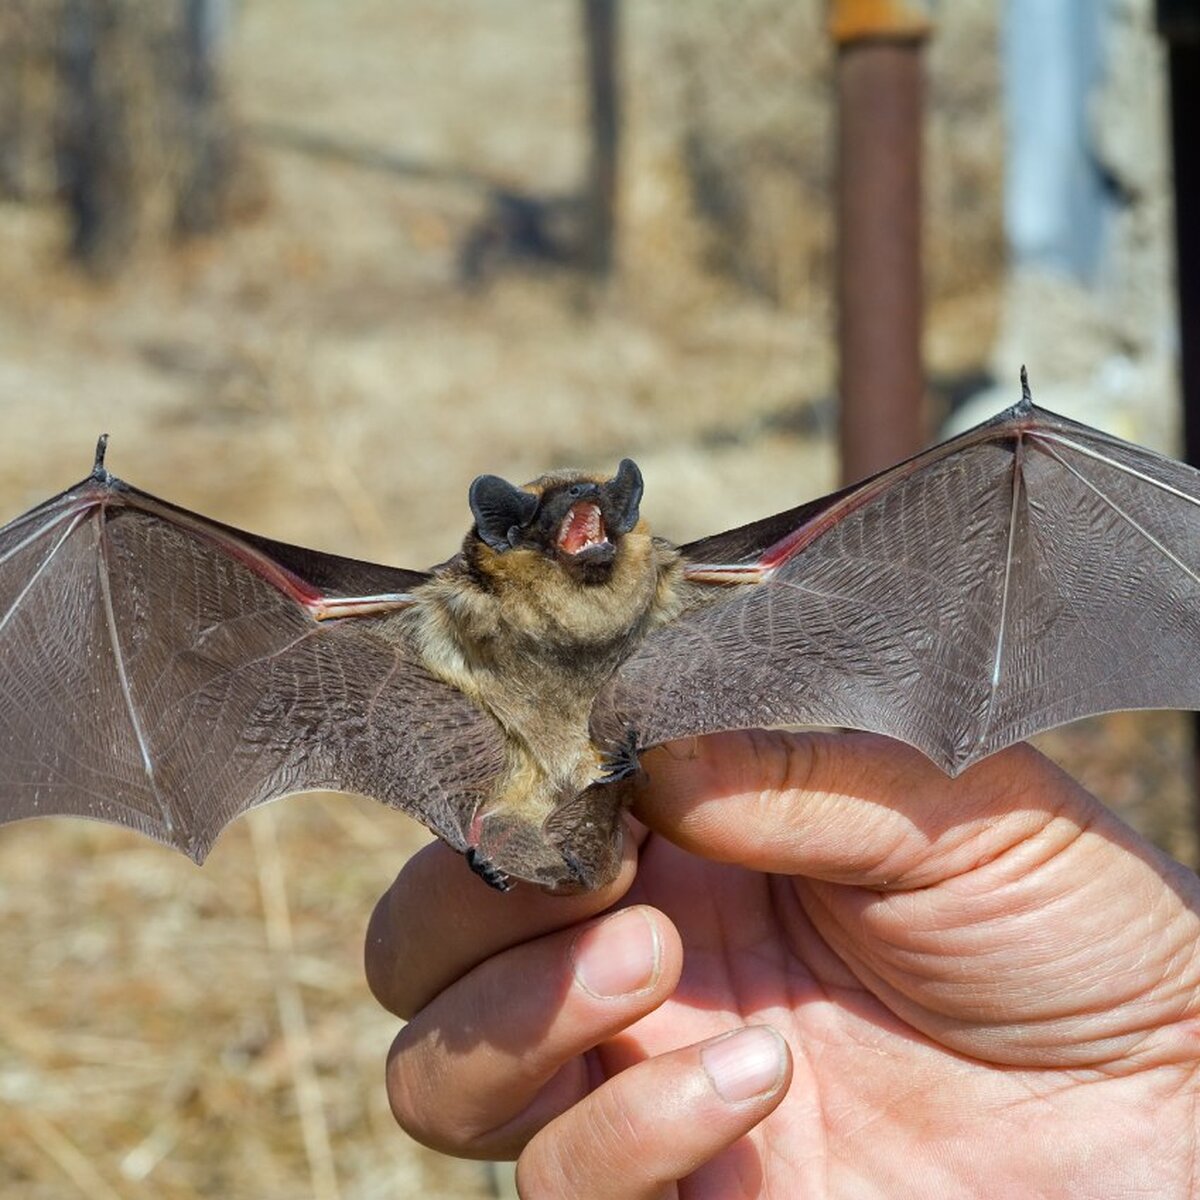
[0,1,1189,1197]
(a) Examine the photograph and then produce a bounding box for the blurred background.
[0,1,1193,1196]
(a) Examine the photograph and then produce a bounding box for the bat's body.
[3,374,1200,890]
[399,464,689,888]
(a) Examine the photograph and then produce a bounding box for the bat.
[1,370,1198,892]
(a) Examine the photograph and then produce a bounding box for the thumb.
[635,730,1200,1071]
[632,729,1107,889]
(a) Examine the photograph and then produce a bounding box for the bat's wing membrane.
[596,399,1200,775]
[0,468,506,860]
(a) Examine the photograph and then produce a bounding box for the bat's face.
[469,458,644,586]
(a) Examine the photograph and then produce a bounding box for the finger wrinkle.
[522,1069,697,1198]
[461,1056,592,1157]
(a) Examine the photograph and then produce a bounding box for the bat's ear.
[469,474,540,551]
[605,458,643,534]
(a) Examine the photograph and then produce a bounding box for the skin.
[365,730,1200,1198]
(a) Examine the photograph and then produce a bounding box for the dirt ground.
[0,2,1191,1198]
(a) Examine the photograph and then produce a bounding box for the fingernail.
[701,1026,787,1103]
[572,908,661,999]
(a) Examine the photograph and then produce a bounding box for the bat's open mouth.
[557,502,611,558]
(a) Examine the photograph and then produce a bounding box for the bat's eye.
[568,484,585,498]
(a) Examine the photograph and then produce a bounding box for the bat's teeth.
[558,502,609,555]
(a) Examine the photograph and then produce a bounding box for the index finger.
[365,826,641,1019]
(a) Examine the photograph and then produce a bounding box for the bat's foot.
[598,728,641,784]
[465,847,513,892]
[559,848,594,890]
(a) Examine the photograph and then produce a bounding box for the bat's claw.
[598,728,641,784]
[555,848,590,890]
[465,847,513,892]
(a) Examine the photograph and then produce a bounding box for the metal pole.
[1160,15,1200,467]
[831,1,932,485]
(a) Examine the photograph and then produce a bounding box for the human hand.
[365,731,1200,1198]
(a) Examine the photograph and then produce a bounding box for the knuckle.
[516,1072,659,1197]
[517,1125,597,1199]
[385,1028,479,1155]
[589,1082,655,1169]
[384,1030,435,1139]
[385,1017,582,1158]
[513,1151,553,1199]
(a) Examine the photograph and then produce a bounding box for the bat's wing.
[0,448,506,861]
[595,391,1200,775]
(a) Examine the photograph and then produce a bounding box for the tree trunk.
[51,0,249,275]
[581,0,620,276]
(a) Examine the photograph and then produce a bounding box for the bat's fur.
[405,468,685,889]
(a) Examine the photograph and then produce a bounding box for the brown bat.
[1,373,1198,891]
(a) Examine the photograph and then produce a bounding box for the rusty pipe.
[832,0,932,484]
